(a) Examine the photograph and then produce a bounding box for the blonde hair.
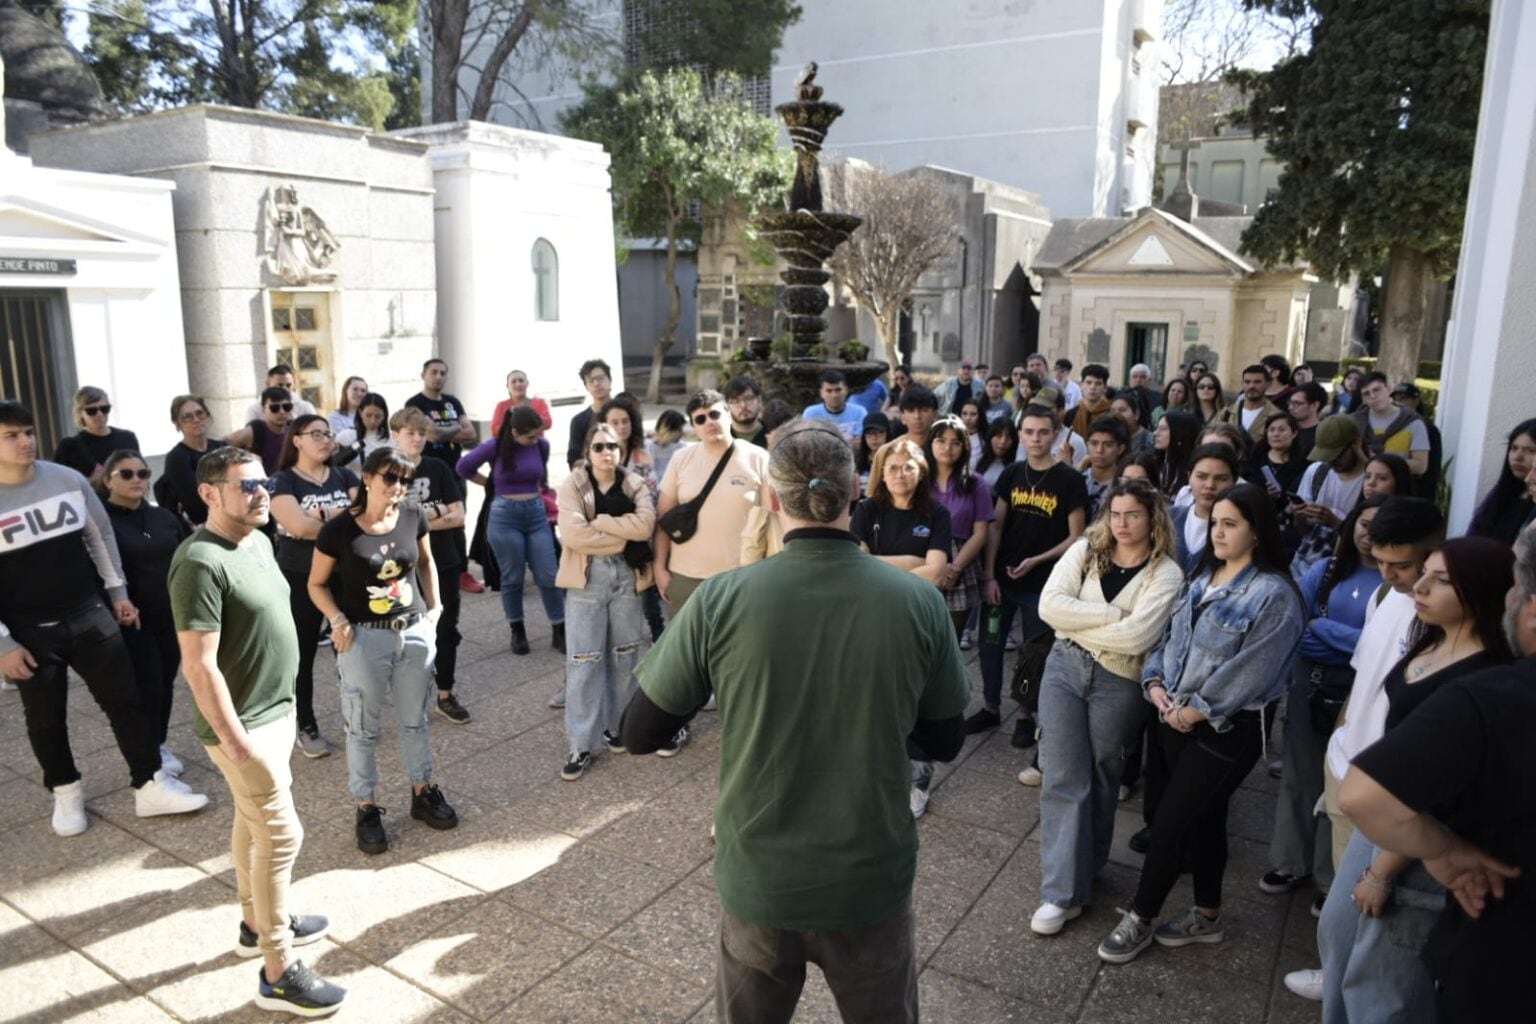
[866,437,934,515]
[1082,478,1176,577]
[389,407,433,434]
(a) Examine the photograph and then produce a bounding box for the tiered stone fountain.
[739,64,888,409]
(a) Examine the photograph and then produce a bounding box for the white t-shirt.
[1240,403,1264,432]
[1298,463,1365,519]
[1183,505,1209,555]
[1327,586,1415,779]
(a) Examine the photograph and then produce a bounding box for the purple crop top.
[456,437,547,493]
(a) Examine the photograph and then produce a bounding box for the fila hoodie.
[0,460,128,656]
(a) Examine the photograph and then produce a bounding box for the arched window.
[531,239,559,321]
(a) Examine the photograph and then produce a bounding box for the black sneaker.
[551,622,566,653]
[410,784,459,830]
[963,708,1001,735]
[656,726,690,758]
[355,804,388,855]
[603,729,626,753]
[1010,718,1037,749]
[561,751,592,780]
[254,960,346,1017]
[237,914,330,958]
[1258,869,1309,895]
[435,693,471,725]
[509,622,530,656]
[1128,825,1152,854]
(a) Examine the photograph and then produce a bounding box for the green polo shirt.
[169,527,299,745]
[635,532,970,931]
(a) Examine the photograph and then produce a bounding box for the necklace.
[1409,639,1476,679]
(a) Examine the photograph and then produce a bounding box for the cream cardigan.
[1038,537,1185,682]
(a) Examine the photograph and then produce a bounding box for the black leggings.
[1133,711,1262,917]
[12,600,161,789]
[435,561,463,692]
[283,567,325,732]
[120,607,180,746]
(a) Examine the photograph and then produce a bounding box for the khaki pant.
[207,714,304,962]
[1322,760,1354,872]
[665,572,705,613]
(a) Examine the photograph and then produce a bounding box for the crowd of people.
[1,347,1531,1021]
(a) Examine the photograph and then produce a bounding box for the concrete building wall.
[1441,0,1536,532]
[1157,133,1282,211]
[30,107,438,433]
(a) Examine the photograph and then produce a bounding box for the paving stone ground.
[0,581,1324,1022]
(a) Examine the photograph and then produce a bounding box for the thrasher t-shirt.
[316,506,429,624]
[991,461,1088,593]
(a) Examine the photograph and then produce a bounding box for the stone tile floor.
[0,586,1323,1022]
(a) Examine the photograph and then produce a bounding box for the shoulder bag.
[1306,559,1355,733]
[657,444,735,544]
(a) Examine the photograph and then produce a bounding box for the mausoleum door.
[0,289,73,456]
[269,291,333,412]
[1126,322,1169,384]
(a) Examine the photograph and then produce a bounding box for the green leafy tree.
[80,0,414,130]
[1230,0,1489,384]
[562,69,792,402]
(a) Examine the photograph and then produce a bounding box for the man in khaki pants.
[170,447,345,1017]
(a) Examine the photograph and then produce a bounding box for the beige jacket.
[1038,537,1185,682]
[555,466,656,591]
[738,505,785,565]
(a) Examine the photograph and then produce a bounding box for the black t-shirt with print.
[270,467,357,576]
[405,392,470,465]
[850,499,952,560]
[408,456,466,572]
[316,505,429,624]
[991,461,1088,593]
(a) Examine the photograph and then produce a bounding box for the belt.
[355,612,425,632]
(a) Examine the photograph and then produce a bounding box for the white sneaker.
[702,694,718,711]
[1030,902,1083,936]
[1118,784,1132,802]
[910,785,930,818]
[159,745,184,777]
[0,678,16,691]
[1018,766,1042,787]
[51,780,88,837]
[959,631,974,651]
[135,770,210,817]
[1284,968,1324,1001]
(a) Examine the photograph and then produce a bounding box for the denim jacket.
[1141,564,1305,731]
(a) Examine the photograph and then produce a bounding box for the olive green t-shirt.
[635,533,970,931]
[169,528,299,745]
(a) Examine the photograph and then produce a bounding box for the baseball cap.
[1390,382,1420,399]
[1309,415,1360,463]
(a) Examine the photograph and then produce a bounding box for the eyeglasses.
[378,471,411,488]
[590,442,622,454]
[178,409,209,422]
[113,467,152,481]
[224,477,277,496]
[83,405,111,417]
[692,409,725,426]
[298,430,334,441]
[1196,384,1216,391]
[267,402,294,413]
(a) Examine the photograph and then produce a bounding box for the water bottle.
[983,604,1004,647]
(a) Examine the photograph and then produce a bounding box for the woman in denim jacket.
[1098,482,1305,964]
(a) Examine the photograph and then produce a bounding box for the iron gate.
[1,290,72,458]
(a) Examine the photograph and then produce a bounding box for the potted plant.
[839,340,869,363]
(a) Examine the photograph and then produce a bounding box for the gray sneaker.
[548,689,566,709]
[1098,909,1155,964]
[1154,906,1224,947]
[295,726,331,759]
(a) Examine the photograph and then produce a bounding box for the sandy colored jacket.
[738,505,785,566]
[1038,537,1185,682]
[555,466,656,591]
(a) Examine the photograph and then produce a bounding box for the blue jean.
[1037,639,1147,908]
[564,555,645,755]
[337,619,437,804]
[488,496,564,625]
[978,589,1043,709]
[1318,830,1441,1024]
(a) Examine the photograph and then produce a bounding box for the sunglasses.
[377,471,411,488]
[590,441,622,454]
[267,402,294,413]
[178,408,209,422]
[228,477,277,496]
[298,430,334,441]
[692,409,725,426]
[83,405,111,417]
[113,467,152,481]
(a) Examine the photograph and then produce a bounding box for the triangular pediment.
[1065,209,1253,277]
[0,196,159,247]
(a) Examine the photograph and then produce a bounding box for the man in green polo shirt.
[621,420,969,1024]
[170,446,345,1018]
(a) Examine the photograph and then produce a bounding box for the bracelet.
[330,615,351,630]
[1359,868,1393,892]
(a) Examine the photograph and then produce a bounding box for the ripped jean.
[564,554,645,756]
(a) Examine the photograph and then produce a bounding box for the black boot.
[551,622,566,654]
[509,622,530,655]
